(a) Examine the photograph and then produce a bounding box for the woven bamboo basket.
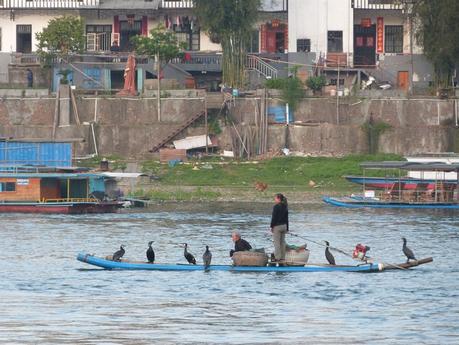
[285,249,310,266]
[232,251,269,267]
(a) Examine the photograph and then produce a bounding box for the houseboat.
[0,139,122,213]
[324,161,459,209]
[0,165,122,214]
[345,155,459,190]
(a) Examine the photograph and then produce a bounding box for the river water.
[0,203,458,344]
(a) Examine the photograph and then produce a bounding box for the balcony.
[160,0,193,8]
[0,0,99,8]
[352,0,404,10]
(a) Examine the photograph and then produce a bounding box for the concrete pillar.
[58,84,71,126]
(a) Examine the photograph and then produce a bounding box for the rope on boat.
[288,232,407,270]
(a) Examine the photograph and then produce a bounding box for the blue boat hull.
[77,253,382,273]
[323,196,459,209]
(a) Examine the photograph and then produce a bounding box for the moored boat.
[325,162,459,209]
[77,253,433,273]
[0,166,122,214]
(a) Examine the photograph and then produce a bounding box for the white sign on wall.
[16,179,29,186]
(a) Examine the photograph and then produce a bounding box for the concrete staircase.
[150,111,205,152]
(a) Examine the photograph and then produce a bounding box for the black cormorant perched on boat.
[112,245,125,261]
[146,241,155,263]
[202,245,212,269]
[183,243,196,264]
[402,237,416,263]
[324,241,336,265]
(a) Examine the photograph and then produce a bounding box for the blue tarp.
[268,106,294,123]
[0,141,72,167]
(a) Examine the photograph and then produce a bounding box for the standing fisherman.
[270,193,289,264]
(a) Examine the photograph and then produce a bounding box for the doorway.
[397,71,409,91]
[354,24,376,67]
[16,25,32,53]
[262,23,286,53]
[119,21,142,52]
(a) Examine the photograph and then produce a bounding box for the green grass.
[75,154,127,171]
[141,153,403,191]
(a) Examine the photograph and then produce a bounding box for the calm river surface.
[0,203,458,344]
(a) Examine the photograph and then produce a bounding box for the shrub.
[306,75,326,91]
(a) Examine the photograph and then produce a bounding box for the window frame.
[0,182,16,192]
[384,25,403,54]
[297,38,311,53]
[327,31,343,53]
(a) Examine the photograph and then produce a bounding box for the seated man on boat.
[230,231,252,257]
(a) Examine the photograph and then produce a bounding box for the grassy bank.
[131,154,402,202]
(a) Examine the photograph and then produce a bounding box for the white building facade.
[288,0,354,66]
[288,0,430,90]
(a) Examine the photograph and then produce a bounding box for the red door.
[398,71,409,91]
[266,31,276,53]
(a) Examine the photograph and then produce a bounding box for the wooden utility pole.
[336,57,340,125]
[204,96,208,154]
[157,54,161,122]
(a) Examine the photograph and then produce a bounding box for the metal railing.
[246,54,278,79]
[160,0,193,8]
[352,0,404,10]
[172,52,222,65]
[42,198,99,203]
[0,0,100,8]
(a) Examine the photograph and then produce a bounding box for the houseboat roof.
[0,172,105,179]
[360,161,459,172]
[402,163,459,172]
[0,164,90,173]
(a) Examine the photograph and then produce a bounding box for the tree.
[132,25,185,121]
[194,0,261,89]
[36,15,85,65]
[407,0,459,88]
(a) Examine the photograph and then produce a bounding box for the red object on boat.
[353,244,369,260]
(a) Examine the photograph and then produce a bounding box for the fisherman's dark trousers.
[272,224,287,261]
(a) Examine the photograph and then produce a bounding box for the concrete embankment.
[0,92,457,158]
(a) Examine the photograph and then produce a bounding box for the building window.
[297,39,311,52]
[175,31,200,51]
[86,25,112,51]
[330,79,345,86]
[0,182,16,192]
[385,25,403,53]
[327,31,343,53]
[16,24,32,53]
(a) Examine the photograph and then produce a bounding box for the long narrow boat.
[77,253,433,273]
[323,196,459,209]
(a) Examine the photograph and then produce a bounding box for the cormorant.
[183,243,196,264]
[202,245,212,269]
[112,245,125,261]
[402,237,416,263]
[324,241,336,265]
[146,241,155,263]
